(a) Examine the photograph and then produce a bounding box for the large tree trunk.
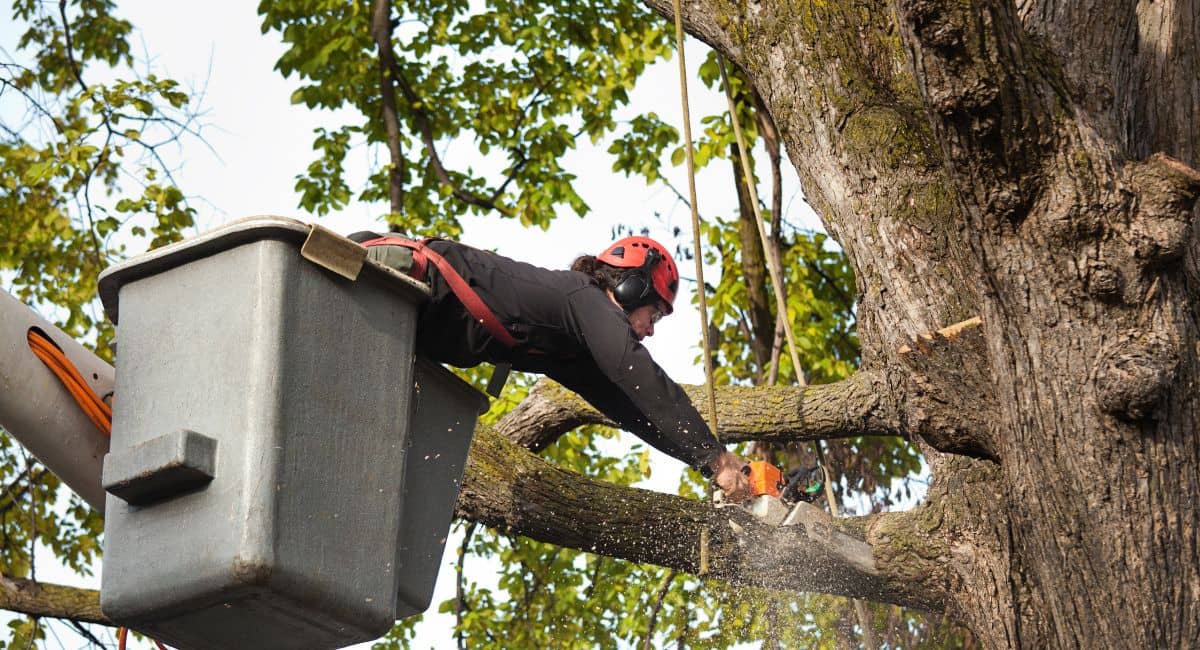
[642,0,1200,647]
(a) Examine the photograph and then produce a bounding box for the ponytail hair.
[571,255,626,292]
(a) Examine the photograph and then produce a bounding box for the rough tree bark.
[632,0,1200,647]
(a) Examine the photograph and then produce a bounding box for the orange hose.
[26,329,111,436]
[27,331,170,649]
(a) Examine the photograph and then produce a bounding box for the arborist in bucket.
[351,231,753,502]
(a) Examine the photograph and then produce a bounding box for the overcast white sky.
[6,2,822,647]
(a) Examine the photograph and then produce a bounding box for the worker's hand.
[709,451,752,503]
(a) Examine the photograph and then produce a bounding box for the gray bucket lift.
[95,217,487,649]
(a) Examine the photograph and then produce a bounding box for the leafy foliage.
[3,0,200,342]
[259,0,673,235]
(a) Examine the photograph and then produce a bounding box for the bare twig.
[585,557,604,598]
[805,258,855,312]
[455,521,478,650]
[20,616,37,650]
[766,313,785,384]
[68,619,105,647]
[80,132,113,267]
[56,0,199,206]
[55,0,196,254]
[489,151,529,204]
[24,451,36,584]
[676,591,689,649]
[0,466,46,518]
[57,0,88,91]
[521,548,561,609]
[764,599,782,649]
[57,1,110,267]
[0,79,66,135]
[484,88,547,204]
[643,570,677,650]
[753,90,784,243]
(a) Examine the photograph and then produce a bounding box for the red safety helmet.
[597,236,679,314]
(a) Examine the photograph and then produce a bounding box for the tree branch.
[643,570,676,650]
[730,140,775,371]
[371,0,405,215]
[0,461,42,518]
[386,59,514,217]
[0,412,956,626]
[68,618,106,647]
[640,0,740,60]
[485,89,545,205]
[55,0,111,268]
[498,315,999,460]
[805,258,856,314]
[0,78,67,136]
[455,424,950,610]
[894,317,999,460]
[56,0,88,92]
[0,577,108,625]
[54,0,199,237]
[0,436,952,622]
[496,371,904,452]
[752,89,783,244]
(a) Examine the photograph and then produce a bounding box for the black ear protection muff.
[613,248,661,312]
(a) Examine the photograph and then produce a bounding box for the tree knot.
[1127,153,1200,267]
[1092,329,1179,420]
[1085,260,1122,301]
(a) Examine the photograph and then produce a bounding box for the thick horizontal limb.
[0,576,108,625]
[497,371,903,452]
[457,424,950,611]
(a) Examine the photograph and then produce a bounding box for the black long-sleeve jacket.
[415,239,722,471]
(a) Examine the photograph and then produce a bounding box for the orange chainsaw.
[744,460,824,503]
[731,460,828,525]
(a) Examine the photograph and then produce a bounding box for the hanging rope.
[717,57,877,650]
[715,58,845,504]
[669,0,720,577]
[715,60,804,389]
[670,1,719,434]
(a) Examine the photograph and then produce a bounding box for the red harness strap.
[360,236,519,349]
